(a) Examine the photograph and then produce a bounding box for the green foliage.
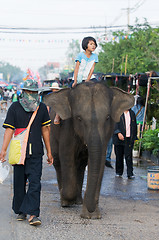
[140,128,159,156]
[95,20,159,74]
[147,81,159,121]
[133,140,140,151]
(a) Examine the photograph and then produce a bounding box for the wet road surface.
[43,159,159,204]
[101,160,159,202]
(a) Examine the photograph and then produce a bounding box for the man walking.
[0,79,53,226]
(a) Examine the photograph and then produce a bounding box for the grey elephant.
[44,81,134,219]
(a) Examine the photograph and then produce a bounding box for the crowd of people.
[0,87,21,112]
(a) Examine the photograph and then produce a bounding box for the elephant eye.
[77,116,82,121]
[106,115,110,120]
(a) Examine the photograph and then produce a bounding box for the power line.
[0,30,121,34]
[0,25,132,35]
[0,25,128,31]
[0,19,157,35]
[131,0,146,13]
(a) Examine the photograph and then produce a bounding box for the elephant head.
[44,81,134,218]
[44,82,134,146]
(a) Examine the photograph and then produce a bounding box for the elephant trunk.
[85,135,105,213]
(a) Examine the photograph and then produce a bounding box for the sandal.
[29,216,41,226]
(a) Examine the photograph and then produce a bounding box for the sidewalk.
[1,154,159,240]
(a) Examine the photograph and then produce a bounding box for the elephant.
[44,81,134,219]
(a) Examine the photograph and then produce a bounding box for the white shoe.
[116,174,122,177]
[128,175,135,179]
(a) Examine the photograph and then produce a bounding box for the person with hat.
[0,79,53,226]
[49,82,61,124]
[50,82,61,91]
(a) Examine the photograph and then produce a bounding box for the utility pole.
[104,16,107,41]
[122,0,133,34]
[127,2,130,34]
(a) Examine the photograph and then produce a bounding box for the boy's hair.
[137,96,144,106]
[82,36,97,50]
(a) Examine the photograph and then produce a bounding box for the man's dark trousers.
[12,156,42,217]
[114,137,133,177]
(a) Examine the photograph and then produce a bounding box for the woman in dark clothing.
[113,109,137,179]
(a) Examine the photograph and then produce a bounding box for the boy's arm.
[86,62,96,81]
[42,125,53,165]
[72,61,80,87]
[0,128,14,162]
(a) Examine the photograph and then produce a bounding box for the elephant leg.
[53,152,62,191]
[81,152,106,219]
[50,124,62,191]
[59,124,78,207]
[81,135,107,218]
[81,203,101,219]
[95,152,106,205]
[59,152,77,207]
[75,147,88,205]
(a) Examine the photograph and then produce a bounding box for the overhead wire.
[131,0,147,13]
[0,25,129,35]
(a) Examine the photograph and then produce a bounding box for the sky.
[0,0,158,73]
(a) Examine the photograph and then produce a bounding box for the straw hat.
[49,82,61,90]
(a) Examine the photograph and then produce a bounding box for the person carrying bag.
[0,79,53,226]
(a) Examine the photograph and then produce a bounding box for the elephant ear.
[43,88,71,120]
[110,87,135,122]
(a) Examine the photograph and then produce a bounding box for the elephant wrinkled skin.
[44,81,134,219]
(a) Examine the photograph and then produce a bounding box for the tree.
[95,20,159,75]
[0,61,23,83]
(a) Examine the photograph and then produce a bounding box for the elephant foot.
[61,196,83,207]
[80,205,101,219]
[75,196,83,205]
[61,199,75,207]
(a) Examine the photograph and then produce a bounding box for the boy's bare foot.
[28,215,36,222]
[54,114,60,124]
[29,215,41,226]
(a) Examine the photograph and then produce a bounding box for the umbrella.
[0,81,8,87]
[0,83,7,87]
[6,85,13,90]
